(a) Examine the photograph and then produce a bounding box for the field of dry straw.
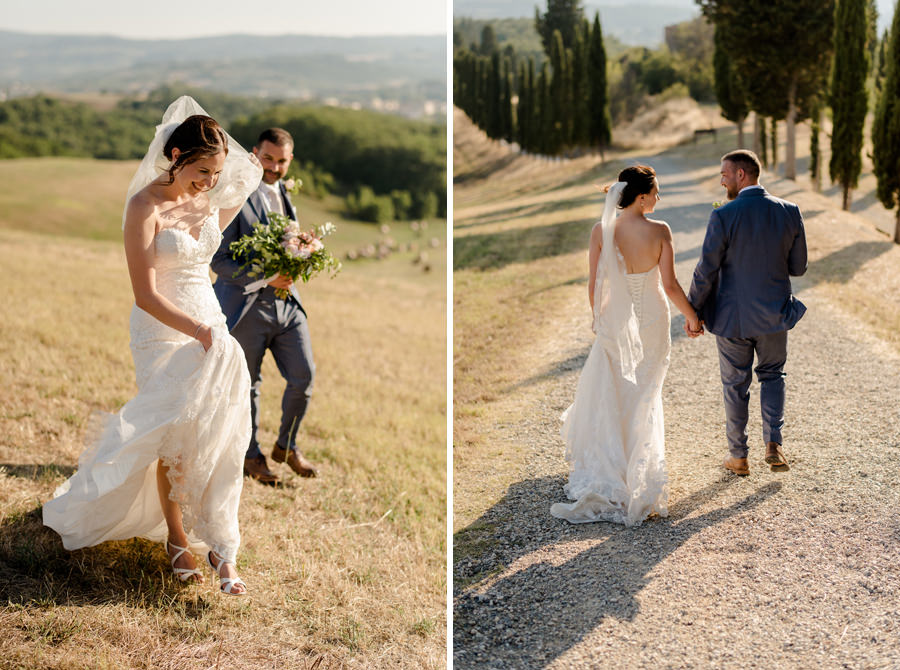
[0,158,447,669]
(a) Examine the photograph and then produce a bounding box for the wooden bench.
[693,128,717,143]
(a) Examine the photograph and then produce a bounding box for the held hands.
[684,313,704,338]
[267,274,294,290]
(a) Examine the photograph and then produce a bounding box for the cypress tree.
[480,25,498,56]
[487,51,503,139]
[528,58,540,153]
[770,117,777,172]
[502,66,515,142]
[539,62,553,155]
[702,0,833,180]
[517,60,529,150]
[571,20,591,151]
[713,23,749,147]
[872,0,900,242]
[810,103,822,192]
[587,12,611,155]
[875,30,889,95]
[549,29,570,153]
[830,0,869,210]
[535,0,585,55]
[758,115,768,167]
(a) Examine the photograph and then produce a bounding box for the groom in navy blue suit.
[688,150,807,476]
[212,127,317,485]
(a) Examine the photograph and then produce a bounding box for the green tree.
[830,0,869,210]
[570,20,591,150]
[699,0,834,180]
[871,0,900,242]
[487,52,502,139]
[587,13,611,153]
[480,25,498,56]
[713,24,749,147]
[549,29,572,152]
[538,62,553,154]
[875,29,889,95]
[501,66,515,141]
[809,103,823,191]
[535,0,585,55]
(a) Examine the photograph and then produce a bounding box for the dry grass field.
[0,158,446,669]
[452,103,900,668]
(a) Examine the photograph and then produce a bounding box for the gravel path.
[453,154,900,669]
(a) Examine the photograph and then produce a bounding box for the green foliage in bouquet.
[229,212,341,299]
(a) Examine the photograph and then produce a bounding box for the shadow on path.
[454,478,781,668]
[806,240,893,285]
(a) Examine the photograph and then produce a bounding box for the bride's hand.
[685,313,703,337]
[196,324,213,351]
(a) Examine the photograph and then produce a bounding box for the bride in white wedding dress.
[551,165,703,527]
[43,97,261,594]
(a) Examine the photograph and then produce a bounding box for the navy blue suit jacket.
[688,186,807,338]
[211,182,304,330]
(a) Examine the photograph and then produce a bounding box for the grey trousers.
[715,331,787,459]
[231,287,315,459]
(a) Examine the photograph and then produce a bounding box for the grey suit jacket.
[688,186,807,338]
[211,181,305,331]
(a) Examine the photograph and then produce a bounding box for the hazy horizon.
[2,0,448,40]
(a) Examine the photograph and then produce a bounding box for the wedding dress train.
[43,212,251,562]
[551,262,670,526]
[551,179,671,527]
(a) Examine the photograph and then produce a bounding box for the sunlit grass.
[0,157,446,669]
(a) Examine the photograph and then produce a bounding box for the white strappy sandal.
[206,550,247,596]
[166,541,203,583]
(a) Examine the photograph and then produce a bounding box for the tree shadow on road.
[453,477,782,668]
[805,240,893,285]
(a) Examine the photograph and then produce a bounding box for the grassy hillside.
[0,158,446,669]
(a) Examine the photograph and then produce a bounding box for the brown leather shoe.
[272,444,318,478]
[765,442,790,472]
[243,454,279,485]
[722,456,750,476]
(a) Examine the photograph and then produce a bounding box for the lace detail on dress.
[625,272,648,322]
[552,265,670,527]
[44,209,250,563]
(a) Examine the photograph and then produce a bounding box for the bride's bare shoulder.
[125,188,159,230]
[646,218,672,236]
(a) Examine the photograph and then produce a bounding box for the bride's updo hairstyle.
[610,164,656,208]
[162,115,229,184]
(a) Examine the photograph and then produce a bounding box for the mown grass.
[0,157,446,669]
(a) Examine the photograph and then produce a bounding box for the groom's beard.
[262,169,285,184]
[726,186,739,200]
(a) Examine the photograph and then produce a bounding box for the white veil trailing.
[122,95,262,225]
[592,181,644,383]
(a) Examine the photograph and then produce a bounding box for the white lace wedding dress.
[43,212,251,562]
[551,187,671,526]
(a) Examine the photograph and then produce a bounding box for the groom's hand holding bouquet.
[230,212,341,298]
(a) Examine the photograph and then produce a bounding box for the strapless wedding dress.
[551,264,670,526]
[43,213,251,561]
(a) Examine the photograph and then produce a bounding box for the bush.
[346,186,396,223]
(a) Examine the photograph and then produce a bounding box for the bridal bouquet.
[230,212,341,299]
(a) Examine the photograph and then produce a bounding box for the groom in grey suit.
[211,127,317,485]
[688,150,807,476]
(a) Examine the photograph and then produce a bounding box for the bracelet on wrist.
[193,323,204,339]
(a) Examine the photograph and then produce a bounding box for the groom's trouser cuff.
[716,331,787,458]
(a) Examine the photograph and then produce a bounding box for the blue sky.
[1,0,448,38]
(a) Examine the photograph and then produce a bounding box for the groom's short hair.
[721,150,761,180]
[257,127,294,150]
